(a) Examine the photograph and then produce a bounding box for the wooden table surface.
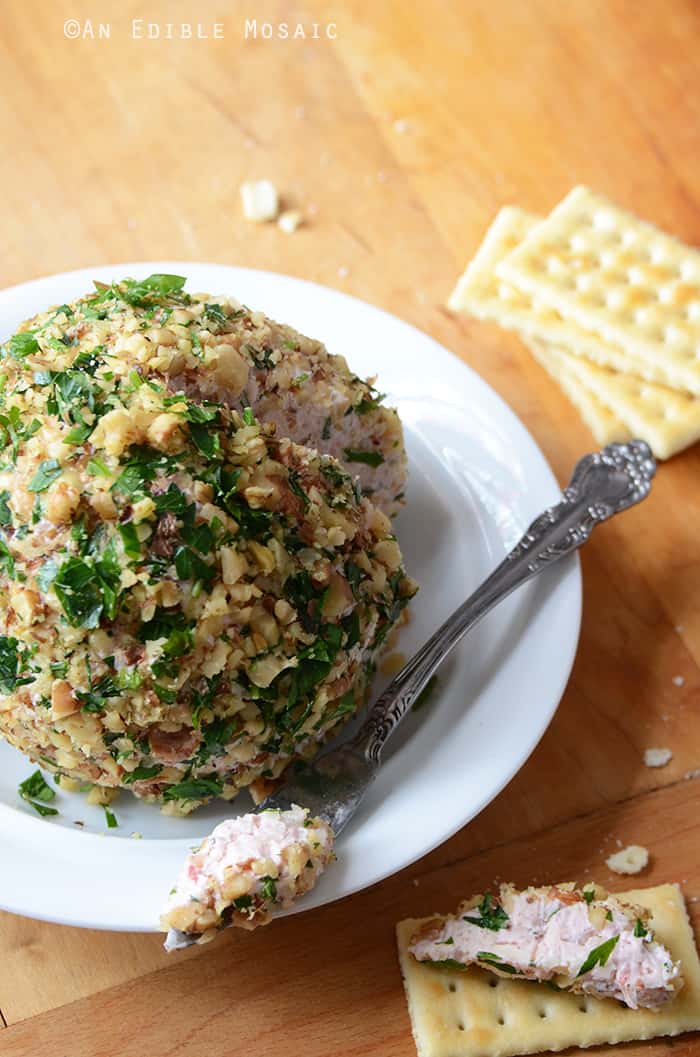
[1,1,700,1053]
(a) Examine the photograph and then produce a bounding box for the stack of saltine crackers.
[449,186,700,459]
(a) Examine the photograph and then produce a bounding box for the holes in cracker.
[447,982,457,994]
[538,1009,548,1019]
[457,1022,466,1032]
[497,1015,506,1027]
[488,979,499,989]
[578,1001,591,1013]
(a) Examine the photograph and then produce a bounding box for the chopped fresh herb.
[245,344,274,370]
[233,894,253,911]
[576,935,620,977]
[19,769,55,803]
[8,332,39,358]
[260,876,278,902]
[583,889,595,905]
[0,490,11,525]
[0,406,41,461]
[203,303,228,328]
[463,892,509,931]
[323,689,356,726]
[476,952,519,974]
[321,462,349,490]
[353,390,386,415]
[174,545,215,587]
[425,958,466,971]
[153,683,177,704]
[291,373,309,388]
[154,484,189,514]
[343,448,384,468]
[287,469,309,511]
[118,522,141,561]
[0,636,35,692]
[605,909,613,921]
[194,716,237,764]
[77,670,119,713]
[321,416,331,440]
[50,660,69,678]
[87,457,111,477]
[28,458,63,493]
[345,560,362,597]
[116,668,142,690]
[52,548,121,628]
[111,445,176,496]
[437,937,455,946]
[0,539,15,578]
[242,406,255,426]
[123,764,162,785]
[118,273,187,307]
[103,805,118,829]
[162,777,223,801]
[189,422,221,457]
[634,918,648,939]
[19,769,58,816]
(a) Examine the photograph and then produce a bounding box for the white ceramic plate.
[0,263,581,932]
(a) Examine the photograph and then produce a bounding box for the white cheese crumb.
[130,831,143,839]
[644,747,673,768]
[672,675,685,687]
[675,625,684,633]
[606,844,649,875]
[240,180,279,223]
[277,209,303,234]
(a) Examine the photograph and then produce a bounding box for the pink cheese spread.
[162,805,334,948]
[409,884,682,1010]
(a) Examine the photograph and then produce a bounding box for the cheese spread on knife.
[409,883,683,1010]
[162,805,334,949]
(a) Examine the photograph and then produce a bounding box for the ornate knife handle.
[357,440,656,764]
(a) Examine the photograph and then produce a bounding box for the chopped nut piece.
[240,180,279,222]
[606,844,649,875]
[644,747,673,768]
[278,209,303,233]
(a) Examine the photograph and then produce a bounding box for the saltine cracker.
[397,883,700,1057]
[497,186,700,396]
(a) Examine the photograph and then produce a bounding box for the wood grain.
[0,0,699,1053]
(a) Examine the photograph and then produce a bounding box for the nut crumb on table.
[606,845,650,875]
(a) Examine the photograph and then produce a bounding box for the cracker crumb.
[130,831,143,839]
[278,210,303,234]
[412,878,420,887]
[337,266,349,278]
[675,624,684,633]
[606,844,649,875]
[393,118,411,134]
[240,180,279,223]
[672,675,685,687]
[644,747,673,768]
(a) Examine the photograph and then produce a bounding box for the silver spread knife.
[165,440,655,950]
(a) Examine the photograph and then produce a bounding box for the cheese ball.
[0,275,416,812]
